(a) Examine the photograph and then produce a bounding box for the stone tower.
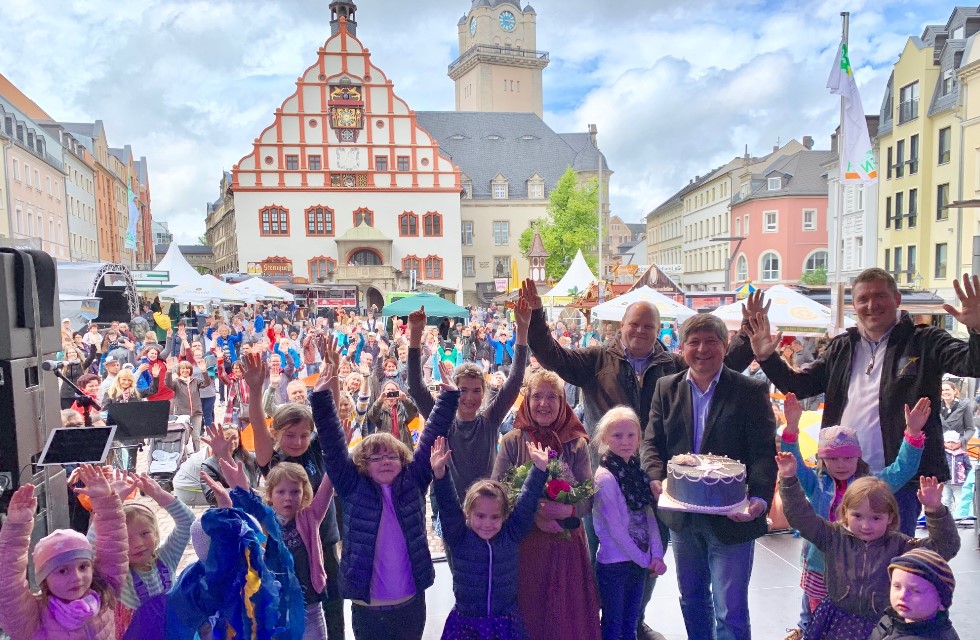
[329,0,357,36]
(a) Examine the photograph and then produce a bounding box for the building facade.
[232,8,463,307]
[205,172,238,275]
[956,30,980,281]
[134,157,154,268]
[646,176,707,277]
[729,149,832,287]
[450,0,549,117]
[42,123,99,262]
[876,8,974,304]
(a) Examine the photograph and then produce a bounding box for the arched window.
[804,250,829,273]
[308,256,337,280]
[423,211,443,237]
[761,252,781,281]
[402,254,421,274]
[424,255,443,279]
[259,205,290,236]
[348,248,382,266]
[735,255,748,283]
[353,207,374,226]
[305,206,334,236]
[398,211,418,236]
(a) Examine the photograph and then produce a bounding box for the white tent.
[233,277,295,302]
[158,274,253,304]
[153,242,204,287]
[591,286,697,323]
[547,249,596,297]
[710,284,855,336]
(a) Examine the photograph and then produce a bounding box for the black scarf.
[600,452,653,512]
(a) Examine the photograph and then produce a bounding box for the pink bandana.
[48,591,101,630]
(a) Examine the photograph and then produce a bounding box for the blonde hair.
[336,390,355,417]
[593,406,642,455]
[351,433,413,475]
[264,462,314,510]
[271,403,314,436]
[124,503,160,561]
[524,369,563,396]
[462,479,511,520]
[107,370,140,401]
[837,476,900,533]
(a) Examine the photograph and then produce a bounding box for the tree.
[518,167,599,280]
[197,233,209,246]
[800,266,828,285]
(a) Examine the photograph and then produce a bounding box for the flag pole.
[831,12,849,334]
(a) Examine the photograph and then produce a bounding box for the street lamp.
[710,236,747,292]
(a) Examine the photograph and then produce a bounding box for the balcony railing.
[449,45,550,72]
[898,99,918,124]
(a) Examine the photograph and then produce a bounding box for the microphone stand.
[51,368,102,427]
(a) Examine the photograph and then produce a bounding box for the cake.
[661,453,747,513]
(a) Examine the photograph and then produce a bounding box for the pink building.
[729,150,831,287]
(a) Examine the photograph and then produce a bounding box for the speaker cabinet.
[0,250,61,360]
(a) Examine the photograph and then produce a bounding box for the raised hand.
[918,476,944,514]
[104,467,139,502]
[430,436,451,480]
[519,278,542,311]
[741,290,770,323]
[904,397,931,437]
[200,471,232,509]
[318,334,340,371]
[240,352,267,391]
[744,311,782,361]
[783,392,802,433]
[526,441,550,471]
[73,463,113,499]
[218,458,250,491]
[438,360,455,385]
[137,473,175,507]
[312,363,336,395]
[943,274,980,332]
[514,297,532,329]
[775,451,797,478]
[5,483,37,524]
[201,423,233,461]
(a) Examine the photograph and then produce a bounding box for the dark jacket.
[528,308,754,439]
[434,464,545,617]
[312,387,458,603]
[759,311,980,482]
[641,366,778,545]
[940,398,975,448]
[780,475,960,618]
[868,609,959,640]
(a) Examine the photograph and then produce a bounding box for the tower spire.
[330,1,357,36]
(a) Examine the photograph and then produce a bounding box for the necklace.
[862,330,892,375]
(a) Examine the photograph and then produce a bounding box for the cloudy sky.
[0,0,959,245]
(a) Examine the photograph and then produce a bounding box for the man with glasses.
[745,267,980,535]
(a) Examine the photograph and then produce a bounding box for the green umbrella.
[381,293,467,318]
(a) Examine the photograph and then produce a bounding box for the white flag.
[827,41,878,183]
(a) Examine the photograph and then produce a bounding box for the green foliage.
[197,234,209,246]
[800,266,828,285]
[517,167,599,280]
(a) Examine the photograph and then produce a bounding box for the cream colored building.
[955,28,980,286]
[876,11,970,306]
[0,129,9,239]
[450,0,549,118]
[646,176,706,277]
[205,171,238,275]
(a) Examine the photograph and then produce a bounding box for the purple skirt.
[441,608,530,640]
[803,598,877,640]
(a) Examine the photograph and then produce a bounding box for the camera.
[385,390,400,398]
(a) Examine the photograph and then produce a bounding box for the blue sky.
[0,0,963,245]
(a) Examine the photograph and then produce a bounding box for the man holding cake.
[642,313,778,640]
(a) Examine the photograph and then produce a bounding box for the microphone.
[41,360,67,371]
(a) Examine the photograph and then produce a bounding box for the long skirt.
[803,598,876,640]
[441,608,529,640]
[517,526,601,640]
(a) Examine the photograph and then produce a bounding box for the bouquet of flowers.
[503,450,597,534]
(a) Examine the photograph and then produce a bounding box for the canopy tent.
[590,286,698,323]
[153,242,202,288]
[233,277,295,302]
[158,274,253,304]
[381,293,467,318]
[548,249,596,297]
[710,284,855,336]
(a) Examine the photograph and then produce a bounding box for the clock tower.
[450,1,549,117]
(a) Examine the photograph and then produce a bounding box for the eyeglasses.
[529,393,561,403]
[367,454,401,463]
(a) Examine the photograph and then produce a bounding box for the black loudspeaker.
[0,249,61,360]
[0,356,62,510]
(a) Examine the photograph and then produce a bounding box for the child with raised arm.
[0,465,128,639]
[311,336,459,640]
[780,393,929,636]
[777,452,960,639]
[431,435,549,639]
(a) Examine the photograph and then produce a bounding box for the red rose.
[546,479,572,500]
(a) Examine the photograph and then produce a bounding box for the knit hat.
[943,430,960,443]
[817,426,862,458]
[888,548,955,608]
[33,529,94,582]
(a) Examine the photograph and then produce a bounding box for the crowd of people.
[0,267,976,640]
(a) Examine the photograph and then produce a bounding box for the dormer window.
[527,173,545,199]
[768,177,782,191]
[486,134,502,140]
[492,173,509,199]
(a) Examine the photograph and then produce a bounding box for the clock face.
[337,108,357,127]
[499,10,516,32]
[470,17,477,36]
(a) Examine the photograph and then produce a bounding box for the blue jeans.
[597,561,646,640]
[671,517,755,640]
[201,396,216,430]
[894,484,921,536]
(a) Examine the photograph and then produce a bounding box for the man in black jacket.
[746,267,980,535]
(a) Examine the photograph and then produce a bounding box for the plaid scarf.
[600,452,653,512]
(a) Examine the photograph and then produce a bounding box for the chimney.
[803,136,814,150]
[695,175,700,181]
[773,145,779,153]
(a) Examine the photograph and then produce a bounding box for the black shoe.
[636,622,667,640]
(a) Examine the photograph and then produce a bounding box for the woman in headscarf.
[491,369,600,640]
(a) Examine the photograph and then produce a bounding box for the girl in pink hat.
[0,464,128,639]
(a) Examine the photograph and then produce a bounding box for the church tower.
[449,1,549,117]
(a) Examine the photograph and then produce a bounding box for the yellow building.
[876,10,970,305]
[954,30,980,284]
